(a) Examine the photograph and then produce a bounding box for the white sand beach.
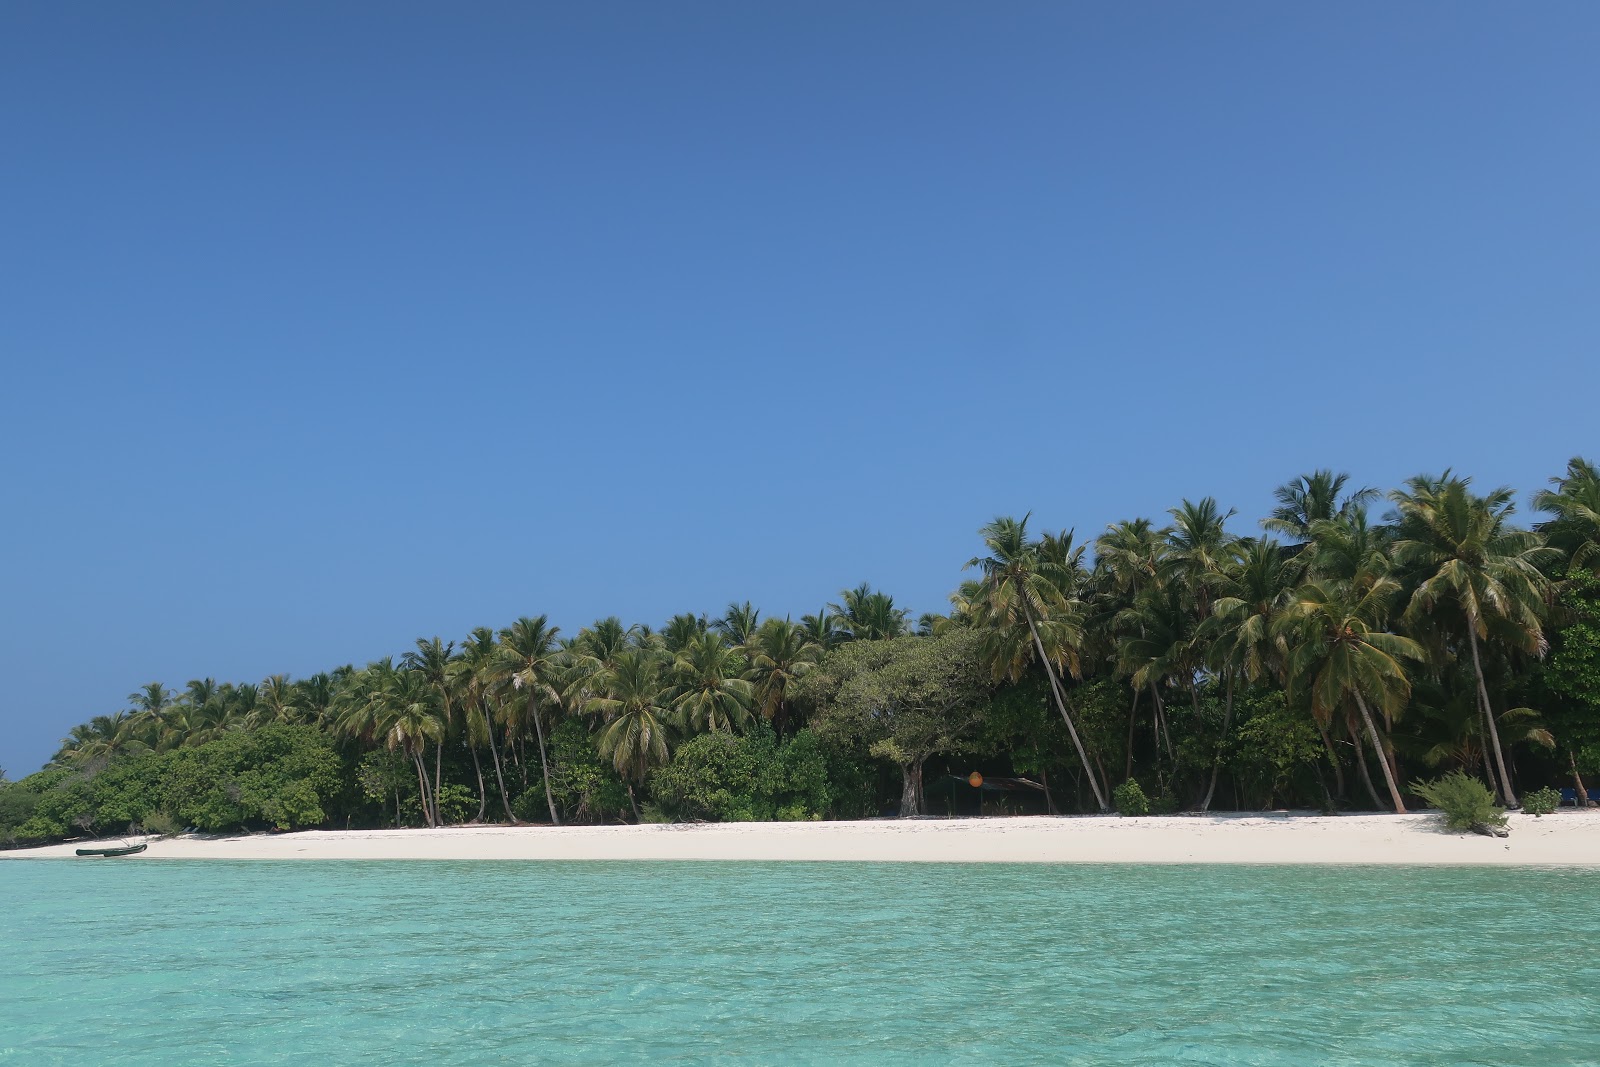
[9,810,1600,864]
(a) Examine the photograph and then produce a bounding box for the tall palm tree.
[830,584,910,641]
[128,683,174,717]
[382,669,444,828]
[1277,577,1424,813]
[587,649,674,820]
[455,626,511,823]
[799,608,844,650]
[1390,475,1556,805]
[713,601,762,645]
[402,637,458,824]
[1200,537,1293,808]
[496,616,565,825]
[966,515,1108,812]
[671,630,754,734]
[1534,456,1600,575]
[662,613,711,653]
[743,617,821,736]
[1264,470,1378,542]
[254,674,302,727]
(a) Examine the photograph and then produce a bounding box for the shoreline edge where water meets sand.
[9,811,1600,865]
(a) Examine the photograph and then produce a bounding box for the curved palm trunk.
[1467,627,1518,807]
[411,751,436,827]
[1570,752,1594,808]
[433,740,445,825]
[1315,720,1347,801]
[483,701,518,824]
[469,745,487,823]
[1353,691,1406,813]
[1200,673,1235,812]
[1027,614,1109,812]
[529,694,561,826]
[1124,685,1141,781]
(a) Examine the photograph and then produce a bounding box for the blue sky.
[2,3,1597,774]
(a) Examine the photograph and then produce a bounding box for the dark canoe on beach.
[74,843,148,858]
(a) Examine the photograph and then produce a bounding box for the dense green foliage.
[6,458,1600,846]
[1112,780,1151,817]
[1411,771,1508,834]
[1522,786,1560,817]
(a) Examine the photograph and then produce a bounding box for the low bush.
[1411,772,1508,836]
[1522,786,1561,817]
[1113,779,1150,817]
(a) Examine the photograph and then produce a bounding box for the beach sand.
[9,810,1600,864]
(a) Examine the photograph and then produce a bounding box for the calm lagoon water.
[2,860,1598,1065]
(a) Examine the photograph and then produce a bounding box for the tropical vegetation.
[5,459,1600,846]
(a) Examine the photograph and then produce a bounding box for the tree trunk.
[433,739,445,826]
[899,763,921,817]
[1027,614,1109,811]
[1124,685,1141,781]
[411,752,436,827]
[1151,683,1174,761]
[1041,767,1059,815]
[470,744,487,823]
[1467,627,1518,807]
[1200,673,1235,812]
[626,782,640,823]
[530,694,561,826]
[1353,692,1406,813]
[1571,752,1594,808]
[1315,720,1346,800]
[483,702,518,824]
[1353,737,1384,810]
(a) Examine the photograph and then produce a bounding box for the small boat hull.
[75,843,148,858]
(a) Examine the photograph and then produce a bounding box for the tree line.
[4,459,1598,843]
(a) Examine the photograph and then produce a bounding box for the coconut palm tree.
[1390,475,1556,805]
[743,617,821,736]
[965,515,1108,812]
[799,608,845,650]
[662,613,711,653]
[496,616,565,825]
[587,649,674,819]
[671,630,754,734]
[1264,470,1378,542]
[713,601,762,645]
[402,637,458,823]
[1534,456,1600,575]
[381,669,445,827]
[455,626,509,823]
[1198,537,1294,808]
[1277,577,1424,813]
[830,584,910,641]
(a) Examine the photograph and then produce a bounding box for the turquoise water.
[2,861,1598,1065]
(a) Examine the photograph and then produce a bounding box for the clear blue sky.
[2,3,1597,774]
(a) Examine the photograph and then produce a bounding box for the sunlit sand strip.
[10,811,1600,864]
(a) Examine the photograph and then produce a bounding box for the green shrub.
[1113,779,1151,817]
[1522,786,1561,817]
[138,811,180,836]
[649,728,831,823]
[1411,772,1508,835]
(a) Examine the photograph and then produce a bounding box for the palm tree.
[1264,470,1378,542]
[254,674,302,727]
[1534,456,1600,575]
[1390,475,1556,806]
[830,584,910,641]
[713,601,762,645]
[128,683,174,717]
[402,637,458,824]
[799,608,844,650]
[496,616,565,825]
[743,617,821,736]
[965,515,1108,812]
[382,669,445,827]
[456,626,511,823]
[1277,577,1424,813]
[1200,538,1293,809]
[671,631,754,734]
[662,613,711,653]
[587,649,674,819]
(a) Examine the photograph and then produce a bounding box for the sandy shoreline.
[7,811,1600,865]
